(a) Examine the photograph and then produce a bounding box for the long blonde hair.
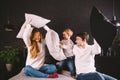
[30,28,42,58]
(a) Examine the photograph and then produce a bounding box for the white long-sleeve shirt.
[73,39,101,74]
[23,24,45,70]
[60,39,74,57]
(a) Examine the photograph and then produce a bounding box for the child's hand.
[59,44,63,48]
[56,62,60,65]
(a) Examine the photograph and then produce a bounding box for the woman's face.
[75,36,84,46]
[33,32,41,42]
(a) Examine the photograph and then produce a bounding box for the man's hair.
[76,32,89,42]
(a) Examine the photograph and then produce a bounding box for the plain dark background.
[0,0,120,43]
[0,0,120,79]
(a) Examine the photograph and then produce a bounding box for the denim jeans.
[24,64,57,78]
[58,56,76,76]
[77,72,117,80]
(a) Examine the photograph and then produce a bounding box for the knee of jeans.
[95,72,102,77]
[50,64,57,72]
[24,65,32,75]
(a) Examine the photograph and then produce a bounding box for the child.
[22,24,58,78]
[73,32,117,80]
[57,28,76,78]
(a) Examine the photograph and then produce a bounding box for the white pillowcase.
[16,13,51,38]
[28,13,51,28]
[16,13,31,38]
[45,29,67,61]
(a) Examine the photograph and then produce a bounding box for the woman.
[23,24,58,78]
[73,32,117,80]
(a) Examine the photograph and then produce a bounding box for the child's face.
[62,32,70,39]
[33,32,41,42]
[75,36,84,46]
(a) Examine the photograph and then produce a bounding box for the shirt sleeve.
[91,39,101,55]
[23,24,33,48]
[61,40,74,49]
[73,45,77,55]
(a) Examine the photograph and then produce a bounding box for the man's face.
[75,36,83,46]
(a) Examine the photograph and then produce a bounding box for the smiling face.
[62,28,73,40]
[62,32,70,40]
[75,36,84,46]
[33,32,41,42]
[31,28,42,43]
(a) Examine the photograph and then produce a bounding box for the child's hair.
[76,32,89,42]
[30,28,43,58]
[63,28,73,37]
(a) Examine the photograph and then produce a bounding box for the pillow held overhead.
[16,13,51,38]
[16,13,31,38]
[29,13,51,28]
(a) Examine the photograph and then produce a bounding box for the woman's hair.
[30,28,42,58]
[76,32,89,42]
[63,28,73,37]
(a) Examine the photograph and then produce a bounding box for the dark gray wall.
[0,0,120,79]
[0,0,120,48]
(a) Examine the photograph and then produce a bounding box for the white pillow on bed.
[16,13,51,39]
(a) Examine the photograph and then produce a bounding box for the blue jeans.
[77,72,117,80]
[24,64,57,78]
[58,56,76,76]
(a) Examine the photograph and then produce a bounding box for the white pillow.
[16,13,51,38]
[16,13,31,38]
[29,13,51,28]
[45,29,67,61]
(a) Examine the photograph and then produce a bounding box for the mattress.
[9,69,75,80]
